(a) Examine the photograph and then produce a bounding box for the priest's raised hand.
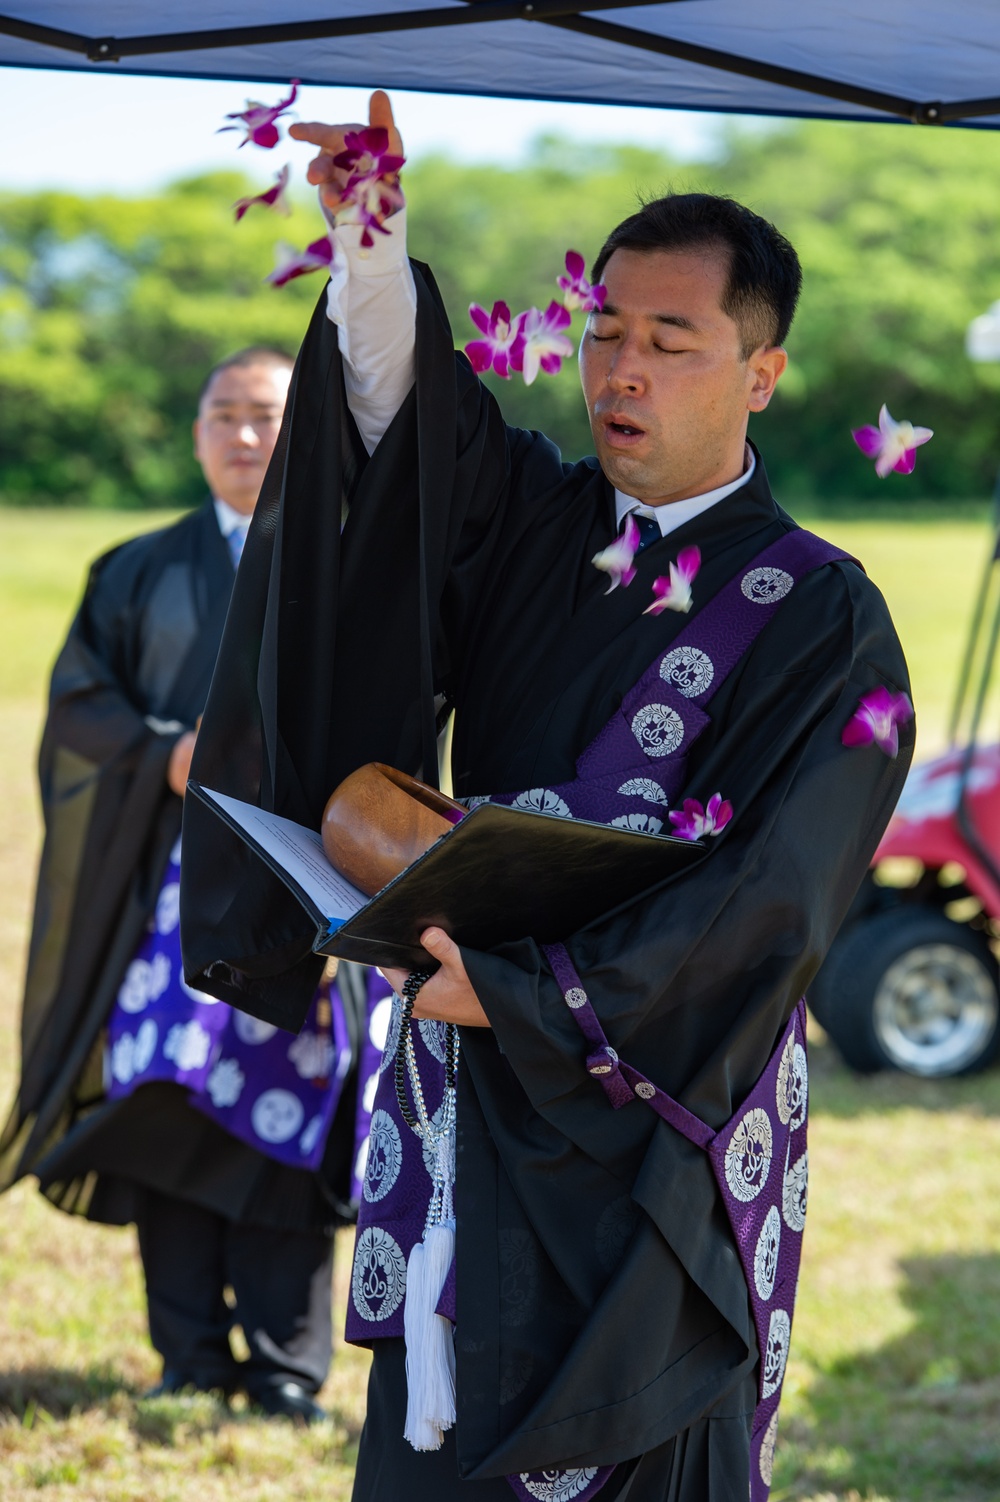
[290,89,404,218]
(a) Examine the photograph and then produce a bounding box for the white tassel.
[403,1218,456,1451]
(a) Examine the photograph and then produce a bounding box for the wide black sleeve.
[2,549,185,1188]
[180,266,565,1024]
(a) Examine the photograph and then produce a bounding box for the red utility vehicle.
[810,522,1000,1077]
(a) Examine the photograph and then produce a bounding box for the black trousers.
[135,1188,334,1396]
[352,1338,752,1502]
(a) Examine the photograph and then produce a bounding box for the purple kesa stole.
[107,836,392,1190]
[349,527,849,1501]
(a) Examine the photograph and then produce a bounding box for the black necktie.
[630,512,661,553]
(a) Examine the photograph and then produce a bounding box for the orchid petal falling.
[512,301,575,386]
[852,404,933,478]
[557,250,607,314]
[266,235,335,288]
[669,794,733,841]
[841,686,914,757]
[465,301,520,379]
[219,80,300,149]
[330,126,407,249]
[592,515,641,593]
[234,164,292,222]
[643,547,702,615]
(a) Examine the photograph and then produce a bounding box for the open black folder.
[190,784,703,971]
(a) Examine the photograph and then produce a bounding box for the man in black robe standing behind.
[0,347,363,1421]
[182,95,915,1497]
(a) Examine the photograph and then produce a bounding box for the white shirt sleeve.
[324,204,417,456]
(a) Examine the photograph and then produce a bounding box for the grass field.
[2,507,1000,1501]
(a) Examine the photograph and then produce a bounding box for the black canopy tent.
[2,2,999,130]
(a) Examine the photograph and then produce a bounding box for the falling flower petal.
[266,234,334,288]
[842,686,913,757]
[643,546,701,615]
[557,249,607,313]
[234,164,292,222]
[465,301,519,379]
[333,126,406,179]
[852,404,933,479]
[324,127,407,249]
[669,794,733,841]
[511,301,574,386]
[592,515,641,593]
[219,80,299,149]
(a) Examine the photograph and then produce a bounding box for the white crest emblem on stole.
[754,1205,782,1301]
[517,1469,600,1500]
[724,1106,773,1202]
[741,566,794,604]
[514,787,572,818]
[776,1035,808,1128]
[659,645,715,697]
[761,1307,792,1398]
[759,1410,779,1486]
[783,1148,808,1232]
[250,1088,304,1144]
[617,777,669,806]
[364,1109,402,1202]
[352,1225,407,1322]
[630,703,684,759]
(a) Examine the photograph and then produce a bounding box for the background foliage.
[4,119,1000,507]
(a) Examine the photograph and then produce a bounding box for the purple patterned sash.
[350,527,848,1502]
[485,528,848,830]
[107,837,392,1188]
[543,946,807,1501]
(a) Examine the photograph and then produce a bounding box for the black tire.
[815,905,1000,1077]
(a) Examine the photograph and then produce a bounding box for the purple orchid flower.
[328,127,406,249]
[557,250,607,314]
[643,546,701,615]
[332,126,406,182]
[511,301,575,386]
[234,164,292,222]
[852,403,933,478]
[841,686,914,757]
[592,515,641,593]
[266,234,334,288]
[466,301,519,379]
[219,80,299,150]
[669,793,733,841]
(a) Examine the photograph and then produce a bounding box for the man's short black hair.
[198,345,295,404]
[592,193,802,359]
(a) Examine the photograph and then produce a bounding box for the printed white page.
[202,789,368,926]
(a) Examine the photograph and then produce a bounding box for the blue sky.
[0,66,739,193]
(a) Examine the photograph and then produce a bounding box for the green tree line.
[3,117,1000,508]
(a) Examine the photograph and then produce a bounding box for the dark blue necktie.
[630,512,661,553]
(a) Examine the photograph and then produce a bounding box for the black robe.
[0,502,353,1231]
[180,269,913,1489]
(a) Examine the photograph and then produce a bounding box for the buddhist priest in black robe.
[180,95,914,1499]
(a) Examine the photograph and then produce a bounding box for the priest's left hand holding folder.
[181,87,915,1502]
[384,931,491,1029]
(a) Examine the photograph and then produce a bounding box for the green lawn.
[1,507,999,1501]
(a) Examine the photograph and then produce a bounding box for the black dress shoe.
[249,1381,327,1424]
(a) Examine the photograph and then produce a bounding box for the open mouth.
[604,418,646,444]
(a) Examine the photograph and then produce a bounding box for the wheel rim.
[872,941,999,1076]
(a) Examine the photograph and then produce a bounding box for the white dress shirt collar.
[614,446,756,540]
[212,497,252,538]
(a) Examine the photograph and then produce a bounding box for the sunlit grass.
[2,507,999,1501]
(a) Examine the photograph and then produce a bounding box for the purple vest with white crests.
[107,836,392,1190]
[349,529,848,1502]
